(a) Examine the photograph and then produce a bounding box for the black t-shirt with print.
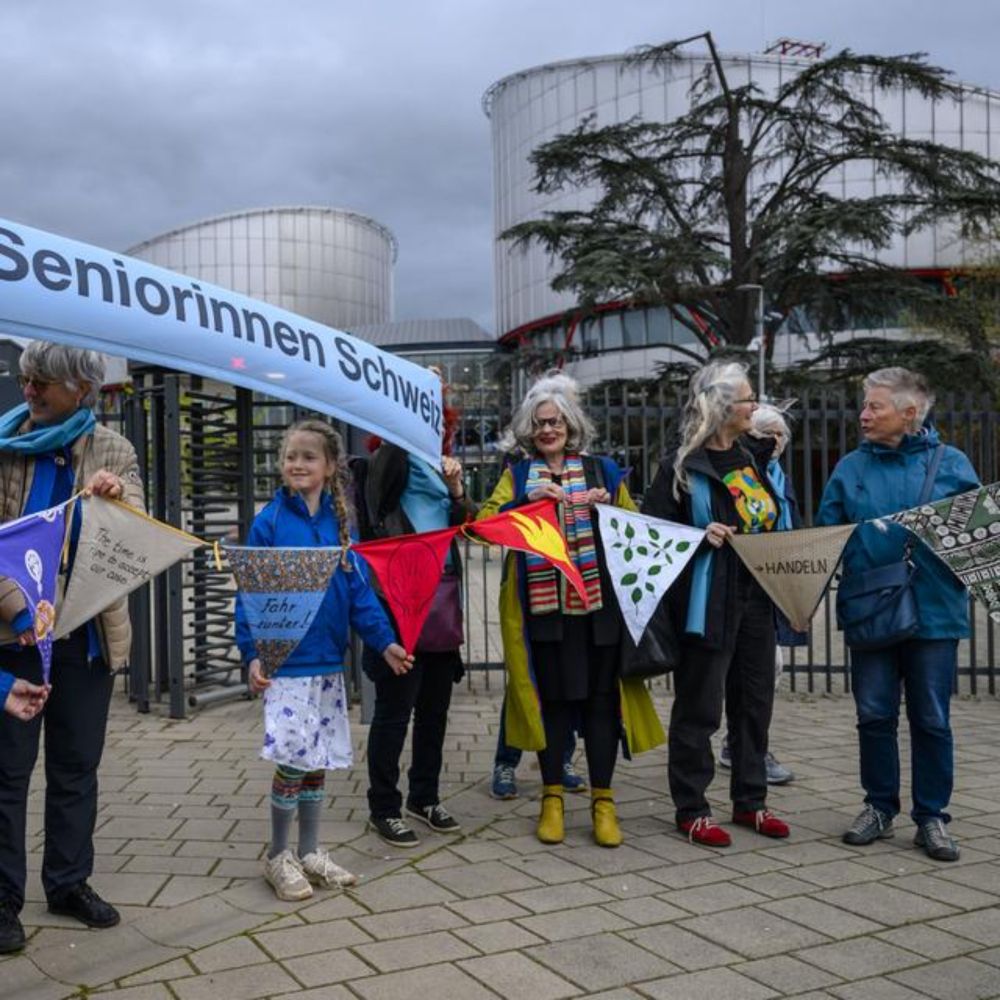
[706,443,778,534]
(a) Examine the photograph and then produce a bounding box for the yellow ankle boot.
[591,788,623,848]
[537,785,564,844]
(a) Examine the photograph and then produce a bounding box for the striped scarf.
[524,455,603,616]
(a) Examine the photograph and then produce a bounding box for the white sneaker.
[264,849,313,901]
[300,849,358,888]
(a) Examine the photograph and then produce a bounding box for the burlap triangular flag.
[728,524,857,632]
[56,497,203,640]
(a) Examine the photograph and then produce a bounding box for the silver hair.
[20,341,105,408]
[750,399,796,459]
[863,367,933,431]
[500,369,595,456]
[672,361,751,499]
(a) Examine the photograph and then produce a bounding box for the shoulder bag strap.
[918,444,945,506]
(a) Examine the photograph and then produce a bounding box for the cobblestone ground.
[5,682,1000,1000]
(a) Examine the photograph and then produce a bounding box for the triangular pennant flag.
[890,482,1000,621]
[594,504,704,644]
[353,526,460,653]
[728,524,857,632]
[468,500,590,608]
[226,544,342,677]
[0,502,68,684]
[56,497,204,641]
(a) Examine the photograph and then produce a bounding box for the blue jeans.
[850,638,957,824]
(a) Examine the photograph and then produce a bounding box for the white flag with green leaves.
[595,504,705,645]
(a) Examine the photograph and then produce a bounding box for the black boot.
[48,882,120,928]
[0,899,25,953]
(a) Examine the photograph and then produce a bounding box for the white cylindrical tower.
[129,205,397,330]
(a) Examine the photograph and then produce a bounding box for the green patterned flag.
[890,483,1000,621]
[594,504,704,645]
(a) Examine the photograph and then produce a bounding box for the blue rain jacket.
[816,428,980,639]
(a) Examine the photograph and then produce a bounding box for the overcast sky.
[2,1,997,334]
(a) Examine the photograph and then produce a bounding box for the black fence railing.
[118,375,1000,715]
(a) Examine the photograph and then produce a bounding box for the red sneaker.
[732,809,790,838]
[678,815,732,847]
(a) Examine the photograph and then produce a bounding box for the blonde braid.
[281,418,354,570]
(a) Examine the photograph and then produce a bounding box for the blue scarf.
[0,405,96,455]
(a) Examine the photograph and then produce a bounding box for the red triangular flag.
[468,500,589,608]
[353,526,461,652]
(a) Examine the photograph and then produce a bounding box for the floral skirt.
[261,673,353,771]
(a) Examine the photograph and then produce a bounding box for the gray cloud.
[2,0,996,333]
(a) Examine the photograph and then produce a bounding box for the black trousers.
[669,581,776,823]
[364,645,459,819]
[0,629,113,909]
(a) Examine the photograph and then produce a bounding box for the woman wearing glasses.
[0,342,143,954]
[642,361,792,847]
[478,371,663,848]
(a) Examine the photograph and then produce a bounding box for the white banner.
[595,504,704,644]
[0,217,443,466]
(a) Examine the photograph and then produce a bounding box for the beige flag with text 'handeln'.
[728,524,857,632]
[55,497,204,640]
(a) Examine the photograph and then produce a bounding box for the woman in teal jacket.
[817,367,979,862]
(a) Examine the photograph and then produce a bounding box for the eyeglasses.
[733,396,757,405]
[17,375,57,391]
[532,416,566,430]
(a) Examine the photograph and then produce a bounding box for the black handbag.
[620,598,680,679]
[836,444,944,651]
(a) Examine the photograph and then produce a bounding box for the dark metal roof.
[349,317,496,349]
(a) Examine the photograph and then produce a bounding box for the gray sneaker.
[765,752,794,785]
[914,818,959,862]
[843,804,895,845]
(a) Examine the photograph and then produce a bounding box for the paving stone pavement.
[5,681,1000,999]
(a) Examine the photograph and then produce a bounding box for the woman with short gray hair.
[817,366,978,862]
[0,340,144,954]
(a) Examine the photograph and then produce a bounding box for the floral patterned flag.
[353,526,460,653]
[728,524,857,632]
[889,482,1000,621]
[226,545,342,677]
[594,505,704,645]
[0,501,68,684]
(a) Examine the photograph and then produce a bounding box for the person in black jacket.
[355,413,476,848]
[642,361,792,847]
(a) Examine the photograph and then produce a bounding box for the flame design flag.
[468,500,589,608]
[889,482,1000,621]
[226,545,343,677]
[594,505,704,644]
[56,497,203,642]
[0,502,68,684]
[353,526,460,652]
[728,524,857,632]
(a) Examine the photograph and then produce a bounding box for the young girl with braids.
[235,419,411,900]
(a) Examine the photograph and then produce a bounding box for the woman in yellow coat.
[479,371,664,847]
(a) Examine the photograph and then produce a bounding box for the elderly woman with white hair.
[642,360,794,847]
[0,341,144,954]
[817,367,978,862]
[478,371,663,848]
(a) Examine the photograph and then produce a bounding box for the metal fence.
[119,373,1000,716]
